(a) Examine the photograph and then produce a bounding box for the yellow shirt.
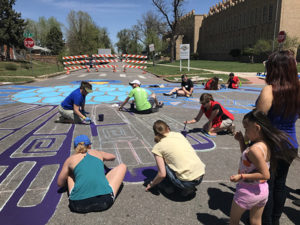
[152,132,205,181]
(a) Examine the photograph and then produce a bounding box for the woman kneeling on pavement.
[185,93,235,136]
[57,135,127,213]
[145,120,205,196]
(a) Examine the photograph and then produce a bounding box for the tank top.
[238,143,270,184]
[267,107,298,149]
[69,152,113,200]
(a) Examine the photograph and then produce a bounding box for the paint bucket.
[98,114,104,121]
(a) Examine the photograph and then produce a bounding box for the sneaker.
[81,120,91,125]
[163,93,172,96]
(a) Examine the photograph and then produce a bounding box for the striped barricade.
[122,54,148,73]
[92,54,119,72]
[62,55,89,74]
[122,54,147,59]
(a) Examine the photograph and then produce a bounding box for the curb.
[0,71,65,86]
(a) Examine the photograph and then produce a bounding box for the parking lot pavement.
[0,69,299,225]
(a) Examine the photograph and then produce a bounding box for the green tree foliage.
[0,0,26,60]
[25,17,62,47]
[116,29,143,54]
[152,0,186,62]
[66,10,113,55]
[243,34,299,59]
[136,11,167,55]
[45,26,64,55]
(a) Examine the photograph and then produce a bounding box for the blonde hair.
[153,120,170,143]
[75,142,88,153]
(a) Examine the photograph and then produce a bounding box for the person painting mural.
[227,73,240,89]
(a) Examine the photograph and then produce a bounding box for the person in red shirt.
[227,72,240,89]
[205,77,219,90]
[185,93,235,136]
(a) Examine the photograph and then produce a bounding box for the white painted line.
[138,75,146,79]
[99,73,107,77]
[120,74,126,77]
[78,74,88,77]
[56,75,68,79]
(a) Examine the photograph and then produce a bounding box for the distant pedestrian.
[56,81,92,124]
[57,135,127,213]
[227,73,240,89]
[185,93,235,136]
[229,109,294,225]
[163,74,194,97]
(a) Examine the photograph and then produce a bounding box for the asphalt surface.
[0,64,299,225]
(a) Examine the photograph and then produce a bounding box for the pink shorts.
[234,182,269,210]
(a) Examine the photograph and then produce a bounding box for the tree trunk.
[170,37,175,62]
[6,46,11,61]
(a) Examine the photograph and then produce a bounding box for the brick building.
[176,0,300,60]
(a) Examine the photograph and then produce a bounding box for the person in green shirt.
[119,80,163,114]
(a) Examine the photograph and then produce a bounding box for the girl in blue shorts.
[229,109,295,225]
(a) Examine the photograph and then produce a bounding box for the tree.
[25,17,62,47]
[0,0,26,60]
[45,26,64,55]
[116,28,143,54]
[66,10,113,55]
[152,0,186,62]
[136,11,167,54]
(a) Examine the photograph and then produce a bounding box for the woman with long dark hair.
[256,50,299,225]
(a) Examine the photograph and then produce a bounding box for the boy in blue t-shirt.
[56,81,93,124]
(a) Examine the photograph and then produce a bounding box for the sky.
[14,0,221,46]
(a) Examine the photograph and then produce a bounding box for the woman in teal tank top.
[57,135,127,213]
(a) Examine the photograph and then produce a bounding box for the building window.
[263,6,267,23]
[269,5,273,22]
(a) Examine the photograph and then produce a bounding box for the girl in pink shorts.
[229,109,294,225]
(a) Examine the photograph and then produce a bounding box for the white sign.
[180,44,190,60]
[149,44,155,52]
[98,49,111,55]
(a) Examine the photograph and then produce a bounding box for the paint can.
[98,114,104,121]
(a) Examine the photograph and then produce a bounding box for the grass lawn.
[144,64,247,83]
[162,60,265,72]
[0,61,63,82]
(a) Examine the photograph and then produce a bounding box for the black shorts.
[69,193,114,213]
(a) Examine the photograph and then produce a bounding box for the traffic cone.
[87,67,90,72]
[66,70,70,75]
[123,66,126,73]
[113,66,116,72]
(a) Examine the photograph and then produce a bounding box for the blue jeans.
[165,165,203,190]
[262,159,292,225]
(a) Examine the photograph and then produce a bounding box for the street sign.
[180,44,190,60]
[277,31,286,43]
[149,44,155,52]
[23,30,33,38]
[24,38,35,48]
